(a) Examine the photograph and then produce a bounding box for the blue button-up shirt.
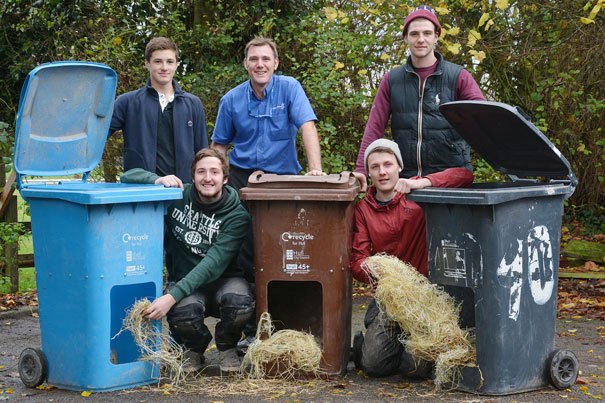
[212,75,317,174]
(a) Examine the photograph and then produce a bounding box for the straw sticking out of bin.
[118,299,186,385]
[241,312,323,380]
[363,254,477,389]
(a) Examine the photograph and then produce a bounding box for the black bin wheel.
[549,349,579,389]
[19,347,48,388]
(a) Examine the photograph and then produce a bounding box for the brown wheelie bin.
[240,171,360,375]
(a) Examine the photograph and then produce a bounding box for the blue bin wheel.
[19,348,48,388]
[549,349,579,390]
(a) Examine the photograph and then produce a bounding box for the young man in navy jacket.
[110,37,208,183]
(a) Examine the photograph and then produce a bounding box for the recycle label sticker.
[280,231,313,275]
[122,232,148,276]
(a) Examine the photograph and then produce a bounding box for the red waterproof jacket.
[351,168,474,283]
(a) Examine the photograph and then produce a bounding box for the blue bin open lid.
[440,101,578,192]
[13,61,118,189]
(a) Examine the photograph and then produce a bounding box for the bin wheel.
[549,349,578,389]
[19,348,48,388]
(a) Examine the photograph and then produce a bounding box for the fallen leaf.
[576,377,588,384]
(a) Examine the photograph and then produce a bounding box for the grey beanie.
[364,138,404,172]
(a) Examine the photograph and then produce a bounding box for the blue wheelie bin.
[408,101,579,395]
[13,62,182,391]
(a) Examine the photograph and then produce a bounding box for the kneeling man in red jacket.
[350,138,474,378]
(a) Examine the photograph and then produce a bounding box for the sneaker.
[351,331,364,370]
[236,335,256,356]
[219,347,241,372]
[182,350,203,373]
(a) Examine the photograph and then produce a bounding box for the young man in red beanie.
[353,5,485,192]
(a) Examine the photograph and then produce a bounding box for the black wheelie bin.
[407,100,579,395]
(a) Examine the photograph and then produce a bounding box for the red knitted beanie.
[402,5,442,36]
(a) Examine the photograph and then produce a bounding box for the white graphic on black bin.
[497,225,555,321]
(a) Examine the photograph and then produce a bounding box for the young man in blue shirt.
[211,36,324,352]
[110,37,208,183]
[211,36,323,181]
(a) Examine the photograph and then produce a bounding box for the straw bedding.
[117,299,186,385]
[362,254,477,388]
[241,311,323,379]
[119,300,324,397]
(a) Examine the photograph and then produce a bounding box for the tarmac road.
[1,297,603,402]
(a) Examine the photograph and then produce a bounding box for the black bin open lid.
[440,101,577,192]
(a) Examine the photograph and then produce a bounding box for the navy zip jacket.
[110,79,208,182]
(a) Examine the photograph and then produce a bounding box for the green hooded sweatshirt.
[121,168,251,302]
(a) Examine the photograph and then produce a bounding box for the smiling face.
[193,156,228,203]
[244,44,279,97]
[404,18,438,63]
[367,151,401,202]
[145,49,177,89]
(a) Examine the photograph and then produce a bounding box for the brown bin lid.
[240,171,360,201]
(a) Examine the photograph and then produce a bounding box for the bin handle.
[247,170,355,186]
[508,175,577,199]
[515,105,532,121]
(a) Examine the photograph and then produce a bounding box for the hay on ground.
[363,254,477,389]
[120,302,325,396]
[241,312,323,380]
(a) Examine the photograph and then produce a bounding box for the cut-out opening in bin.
[267,280,323,344]
[442,285,476,329]
[110,282,158,365]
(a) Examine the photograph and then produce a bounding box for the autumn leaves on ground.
[557,225,605,321]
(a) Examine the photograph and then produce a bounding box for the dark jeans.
[166,277,254,352]
[360,299,432,378]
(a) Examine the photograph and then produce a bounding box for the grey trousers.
[360,299,432,378]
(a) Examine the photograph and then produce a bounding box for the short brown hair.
[244,36,279,59]
[190,148,230,180]
[145,37,179,62]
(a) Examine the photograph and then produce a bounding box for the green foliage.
[0,267,36,294]
[0,0,602,210]
[453,0,604,209]
[0,221,26,278]
[471,156,505,183]
[564,204,605,237]
[0,222,25,247]
[0,121,12,166]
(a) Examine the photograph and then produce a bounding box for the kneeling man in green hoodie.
[121,148,254,373]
